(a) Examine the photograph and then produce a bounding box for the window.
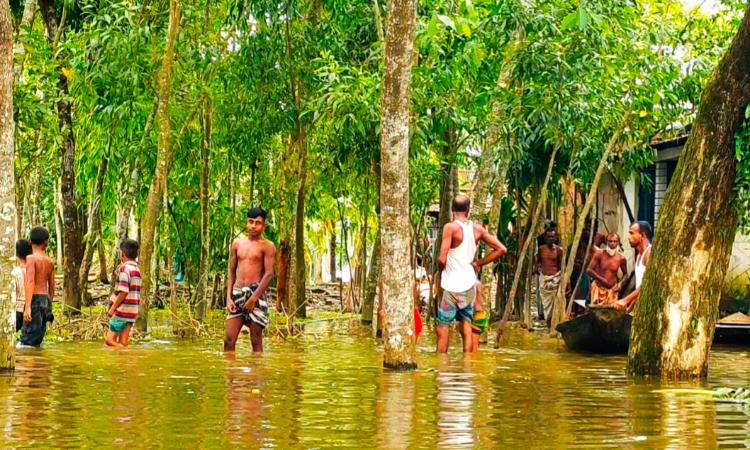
[638,165,655,225]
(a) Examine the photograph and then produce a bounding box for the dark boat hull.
[556,309,750,353]
[555,308,632,354]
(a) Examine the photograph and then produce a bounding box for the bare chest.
[237,241,265,265]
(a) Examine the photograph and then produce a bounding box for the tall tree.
[39,0,83,314]
[0,0,16,370]
[380,0,417,370]
[628,6,750,379]
[136,0,181,331]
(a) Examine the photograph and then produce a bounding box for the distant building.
[597,132,750,298]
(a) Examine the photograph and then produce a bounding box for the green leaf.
[465,0,475,16]
[652,92,661,105]
[578,9,588,31]
[745,104,750,119]
[561,12,577,31]
[437,15,456,30]
[459,20,472,38]
[426,16,440,40]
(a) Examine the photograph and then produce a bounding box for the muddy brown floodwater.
[1,325,749,449]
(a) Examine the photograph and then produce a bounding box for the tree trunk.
[39,0,83,314]
[629,8,750,379]
[482,171,507,313]
[54,178,63,267]
[136,0,181,331]
[97,233,108,283]
[362,229,380,325]
[469,138,494,224]
[380,0,417,370]
[111,100,157,289]
[0,0,16,370]
[494,146,559,347]
[329,224,336,281]
[276,239,291,313]
[13,0,37,83]
[196,101,212,321]
[551,126,624,332]
[79,145,110,306]
[294,133,308,319]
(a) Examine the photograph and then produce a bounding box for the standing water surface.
[1,327,749,449]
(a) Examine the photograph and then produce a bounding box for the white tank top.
[441,220,477,293]
[635,245,651,289]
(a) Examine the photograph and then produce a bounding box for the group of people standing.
[431,195,655,353]
[534,220,653,326]
[11,226,143,349]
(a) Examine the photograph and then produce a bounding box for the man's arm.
[436,223,455,271]
[556,246,563,273]
[615,256,629,291]
[246,243,277,311]
[472,227,506,271]
[586,252,610,288]
[226,240,238,311]
[48,261,55,303]
[24,257,35,321]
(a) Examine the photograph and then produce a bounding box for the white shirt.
[441,220,477,293]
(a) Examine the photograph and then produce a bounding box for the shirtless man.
[21,226,55,348]
[586,234,628,306]
[614,221,652,313]
[225,208,277,353]
[536,226,563,328]
[437,195,506,354]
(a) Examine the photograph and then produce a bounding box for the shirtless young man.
[614,221,652,313]
[21,226,55,348]
[225,208,277,353]
[586,234,628,306]
[436,195,506,354]
[536,226,563,328]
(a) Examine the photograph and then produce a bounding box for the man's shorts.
[19,294,52,348]
[228,284,269,328]
[109,317,130,333]
[438,286,476,325]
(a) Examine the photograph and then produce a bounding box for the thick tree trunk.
[494,146,558,347]
[136,0,181,331]
[40,0,83,314]
[551,126,624,331]
[276,238,291,313]
[629,9,750,379]
[196,101,212,321]
[380,0,417,370]
[0,0,16,371]
[294,134,308,319]
[79,148,110,306]
[97,234,108,283]
[111,100,157,289]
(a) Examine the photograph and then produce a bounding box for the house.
[597,134,750,299]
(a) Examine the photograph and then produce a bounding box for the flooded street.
[1,326,749,449]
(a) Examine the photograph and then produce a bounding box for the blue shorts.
[109,317,131,333]
[438,286,476,324]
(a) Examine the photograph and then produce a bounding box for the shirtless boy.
[586,234,628,305]
[21,226,55,348]
[225,208,276,353]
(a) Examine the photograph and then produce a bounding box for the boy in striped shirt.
[106,239,141,347]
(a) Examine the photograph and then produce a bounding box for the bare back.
[233,238,274,287]
[27,252,54,296]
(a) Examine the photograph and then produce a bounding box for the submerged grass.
[41,303,364,344]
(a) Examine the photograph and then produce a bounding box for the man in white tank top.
[615,221,652,313]
[436,195,507,353]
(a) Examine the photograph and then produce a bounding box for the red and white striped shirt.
[115,261,141,323]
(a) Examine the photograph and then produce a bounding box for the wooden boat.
[555,304,632,354]
[556,304,750,354]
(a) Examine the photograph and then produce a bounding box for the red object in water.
[414,308,423,338]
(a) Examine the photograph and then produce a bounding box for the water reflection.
[0,332,749,448]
